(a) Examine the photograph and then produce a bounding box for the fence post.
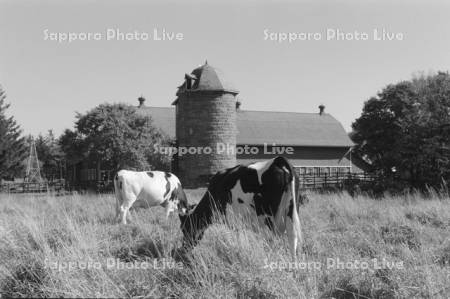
[313,174,316,189]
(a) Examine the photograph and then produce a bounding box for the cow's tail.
[113,173,122,222]
[290,175,303,259]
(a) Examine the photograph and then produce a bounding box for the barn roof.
[137,106,354,147]
[237,110,354,147]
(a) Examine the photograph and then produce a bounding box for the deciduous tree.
[60,103,171,172]
[351,72,450,190]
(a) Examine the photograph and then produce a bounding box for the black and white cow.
[179,156,303,259]
[114,170,189,224]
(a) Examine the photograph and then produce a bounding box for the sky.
[1,0,450,136]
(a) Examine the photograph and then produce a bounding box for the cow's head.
[163,182,190,218]
[178,203,201,247]
[175,185,190,216]
[178,169,234,248]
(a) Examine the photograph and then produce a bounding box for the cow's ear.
[179,213,187,223]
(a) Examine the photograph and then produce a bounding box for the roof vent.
[319,104,325,115]
[138,96,146,107]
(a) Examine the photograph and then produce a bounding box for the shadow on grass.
[405,210,446,228]
[234,278,278,299]
[380,224,421,250]
[112,237,166,261]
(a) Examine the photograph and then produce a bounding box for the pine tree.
[0,85,27,179]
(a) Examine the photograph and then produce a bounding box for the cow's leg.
[289,177,303,261]
[164,200,177,219]
[119,205,128,225]
[286,216,298,261]
[127,209,134,223]
[115,200,122,223]
[114,176,123,223]
[119,192,136,224]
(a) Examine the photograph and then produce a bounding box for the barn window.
[320,167,329,175]
[337,167,350,175]
[88,169,95,181]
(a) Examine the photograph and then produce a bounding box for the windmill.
[25,137,42,183]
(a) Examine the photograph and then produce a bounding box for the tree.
[351,72,450,190]
[59,129,84,166]
[60,103,171,172]
[0,85,27,180]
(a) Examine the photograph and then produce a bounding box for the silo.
[172,61,239,188]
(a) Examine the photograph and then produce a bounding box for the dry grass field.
[0,190,449,298]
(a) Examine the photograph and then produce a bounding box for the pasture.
[0,190,449,298]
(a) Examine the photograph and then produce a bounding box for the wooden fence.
[0,180,66,194]
[1,173,378,194]
[298,172,377,190]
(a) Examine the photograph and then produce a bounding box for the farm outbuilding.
[137,62,364,188]
[65,62,365,189]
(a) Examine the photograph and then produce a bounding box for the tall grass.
[0,191,449,298]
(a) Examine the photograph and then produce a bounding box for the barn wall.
[236,145,364,172]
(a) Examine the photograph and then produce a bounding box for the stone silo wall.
[176,91,237,188]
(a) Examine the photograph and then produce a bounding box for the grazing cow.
[114,170,189,224]
[179,156,303,259]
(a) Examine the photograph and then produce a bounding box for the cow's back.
[138,171,179,203]
[117,170,180,206]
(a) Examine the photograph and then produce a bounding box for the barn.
[137,62,364,188]
[65,62,365,189]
